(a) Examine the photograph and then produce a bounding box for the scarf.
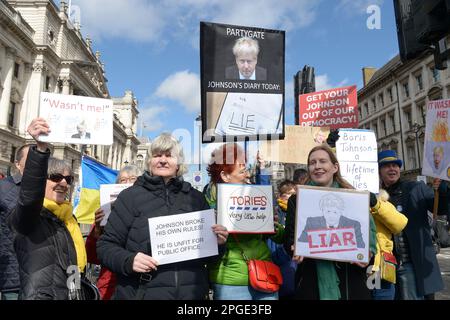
[204,182,217,209]
[43,198,87,273]
[307,180,377,300]
[277,198,288,212]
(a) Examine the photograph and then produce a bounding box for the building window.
[45,76,51,91]
[364,103,369,116]
[418,104,426,124]
[404,109,412,129]
[381,119,386,137]
[388,87,393,102]
[10,146,16,163]
[389,113,396,132]
[403,82,410,98]
[379,93,384,107]
[8,102,16,127]
[407,145,416,169]
[416,74,423,91]
[372,98,376,111]
[430,66,440,82]
[373,123,378,137]
[13,63,20,78]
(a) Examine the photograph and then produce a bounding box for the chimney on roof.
[362,67,377,86]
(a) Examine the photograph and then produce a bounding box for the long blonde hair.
[307,145,353,189]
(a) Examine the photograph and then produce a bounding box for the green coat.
[208,228,284,286]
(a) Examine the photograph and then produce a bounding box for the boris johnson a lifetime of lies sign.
[217,184,274,233]
[299,85,358,129]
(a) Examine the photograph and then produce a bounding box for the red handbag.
[232,235,283,293]
[247,259,283,293]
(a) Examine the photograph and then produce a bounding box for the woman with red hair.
[204,143,283,300]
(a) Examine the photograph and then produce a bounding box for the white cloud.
[73,0,321,45]
[73,0,165,42]
[138,105,167,132]
[336,0,384,15]
[155,70,200,113]
[315,74,348,91]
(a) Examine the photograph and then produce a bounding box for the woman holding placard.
[283,144,378,300]
[85,165,142,300]
[204,143,284,300]
[97,133,228,300]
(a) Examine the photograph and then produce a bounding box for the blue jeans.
[212,284,278,300]
[372,280,395,300]
[396,262,424,300]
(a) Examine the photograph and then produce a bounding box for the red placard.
[299,85,358,129]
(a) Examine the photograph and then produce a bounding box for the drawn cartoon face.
[322,207,341,228]
[433,149,443,169]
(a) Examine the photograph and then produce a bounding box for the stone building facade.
[358,37,450,179]
[0,0,141,178]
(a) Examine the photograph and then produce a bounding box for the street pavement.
[436,246,450,300]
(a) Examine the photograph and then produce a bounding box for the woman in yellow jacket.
[370,190,408,300]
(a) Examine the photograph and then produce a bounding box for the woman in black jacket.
[9,118,87,300]
[97,133,229,300]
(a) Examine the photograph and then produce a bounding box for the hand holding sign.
[212,224,229,245]
[133,252,159,273]
[27,117,50,152]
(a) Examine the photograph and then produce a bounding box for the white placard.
[215,93,283,136]
[336,129,379,193]
[38,92,113,145]
[294,186,370,264]
[422,99,450,181]
[99,183,132,226]
[148,209,218,265]
[217,184,274,233]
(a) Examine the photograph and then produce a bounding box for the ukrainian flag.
[74,156,118,224]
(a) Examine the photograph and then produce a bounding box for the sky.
[69,0,399,177]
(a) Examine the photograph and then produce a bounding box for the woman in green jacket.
[204,143,282,300]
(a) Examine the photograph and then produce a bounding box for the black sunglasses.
[47,173,74,185]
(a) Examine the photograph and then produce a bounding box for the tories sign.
[299,85,358,129]
[217,184,274,233]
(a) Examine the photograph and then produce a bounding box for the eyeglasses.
[47,173,74,185]
[119,176,137,184]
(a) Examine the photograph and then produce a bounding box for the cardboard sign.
[259,125,330,164]
[38,92,113,145]
[217,184,274,233]
[148,209,218,265]
[422,99,450,181]
[99,183,132,226]
[200,21,285,142]
[294,186,370,264]
[336,129,379,193]
[299,85,358,129]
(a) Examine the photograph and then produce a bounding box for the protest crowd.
[0,115,448,301]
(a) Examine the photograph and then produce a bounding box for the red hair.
[207,143,246,184]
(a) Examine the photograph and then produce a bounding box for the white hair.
[148,133,187,177]
[232,37,259,57]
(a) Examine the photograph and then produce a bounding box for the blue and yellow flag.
[74,156,118,224]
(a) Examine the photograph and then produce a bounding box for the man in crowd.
[0,144,31,300]
[378,150,444,300]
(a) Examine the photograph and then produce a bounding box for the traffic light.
[394,0,450,69]
[394,0,429,60]
[294,66,315,125]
